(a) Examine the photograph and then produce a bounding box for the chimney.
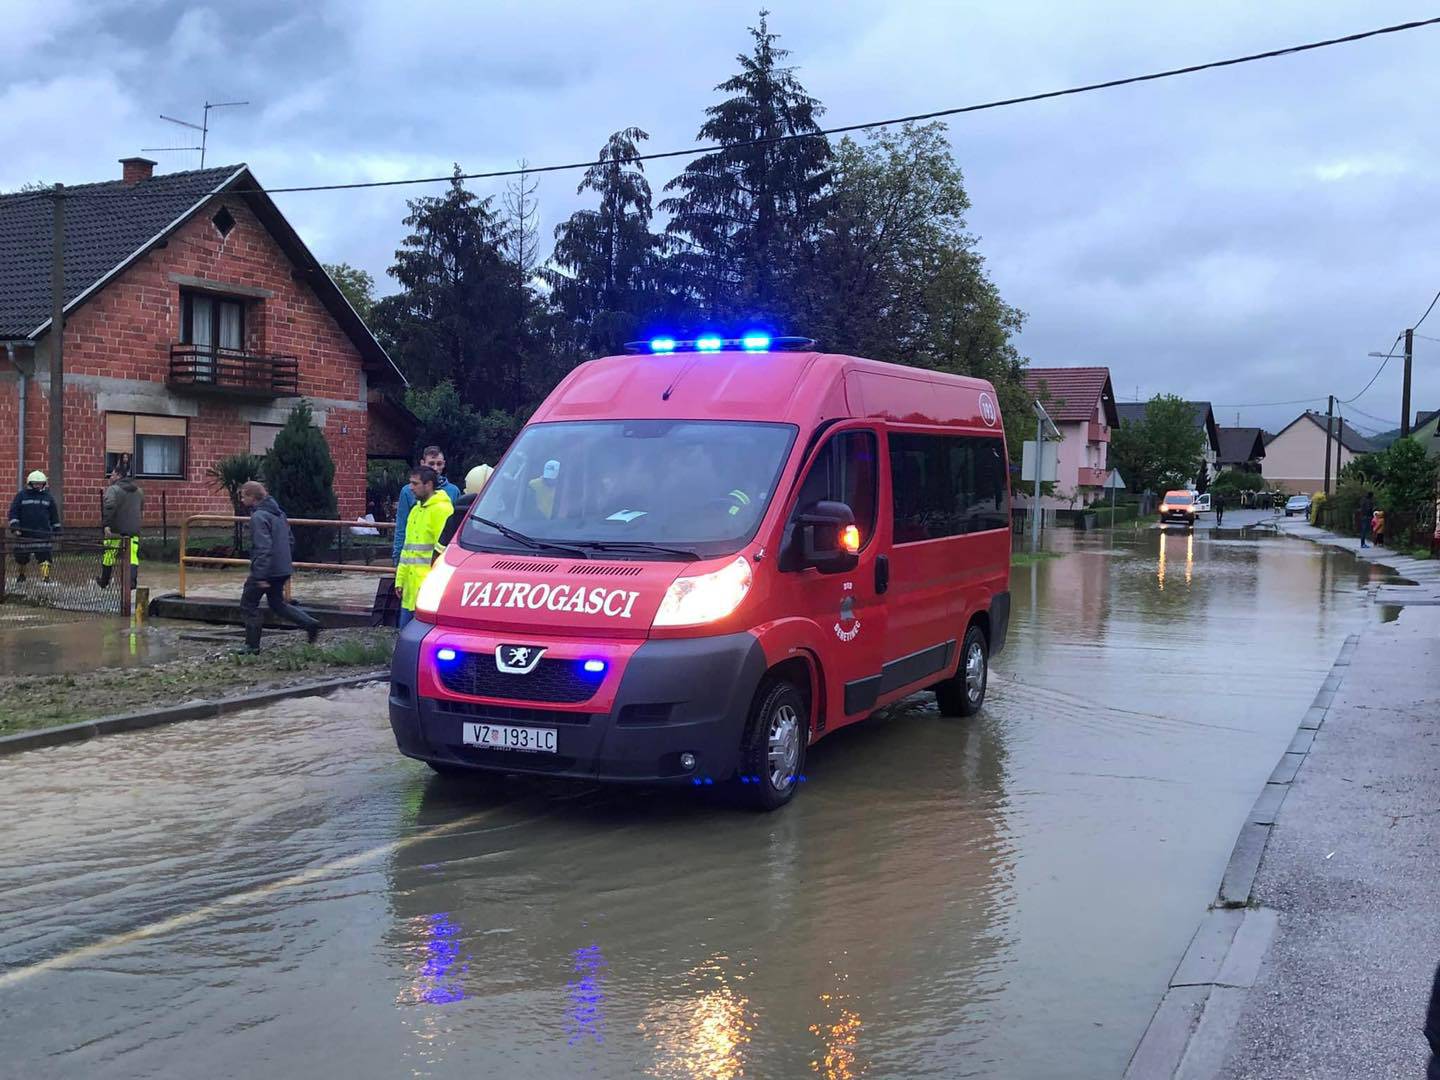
[120,157,157,186]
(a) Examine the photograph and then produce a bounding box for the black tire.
[936,624,988,718]
[736,679,807,811]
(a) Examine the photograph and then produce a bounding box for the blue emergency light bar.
[625,335,817,354]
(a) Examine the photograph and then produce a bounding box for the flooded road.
[0,523,1393,1078]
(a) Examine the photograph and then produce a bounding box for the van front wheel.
[737,679,807,811]
[936,625,988,718]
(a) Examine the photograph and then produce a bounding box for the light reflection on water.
[642,957,756,1079]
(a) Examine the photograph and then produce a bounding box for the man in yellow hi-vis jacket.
[395,465,454,627]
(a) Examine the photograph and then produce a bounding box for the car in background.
[1160,490,1198,529]
[1284,494,1312,518]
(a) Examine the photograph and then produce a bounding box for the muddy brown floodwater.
[0,519,1397,1078]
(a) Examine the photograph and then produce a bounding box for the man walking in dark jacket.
[1359,490,1376,547]
[97,463,144,589]
[8,470,61,584]
[238,481,321,654]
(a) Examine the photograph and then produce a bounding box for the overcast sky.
[4,0,1439,434]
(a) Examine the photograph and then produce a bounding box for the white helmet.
[26,470,46,485]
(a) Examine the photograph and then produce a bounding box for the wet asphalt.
[0,516,1398,1078]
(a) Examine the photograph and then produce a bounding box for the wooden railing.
[168,345,300,397]
[178,514,396,597]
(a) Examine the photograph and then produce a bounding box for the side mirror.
[797,500,860,573]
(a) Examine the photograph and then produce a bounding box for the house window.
[249,423,283,455]
[105,414,187,479]
[181,291,245,353]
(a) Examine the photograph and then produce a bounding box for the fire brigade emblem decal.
[979,391,998,427]
[495,645,546,674]
[834,596,861,642]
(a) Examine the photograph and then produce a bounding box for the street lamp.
[1367,330,1414,437]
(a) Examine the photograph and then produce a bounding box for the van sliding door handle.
[875,554,890,594]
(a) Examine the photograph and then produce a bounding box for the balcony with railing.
[1077,466,1107,487]
[168,345,300,399]
[1087,421,1110,443]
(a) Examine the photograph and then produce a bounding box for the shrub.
[206,453,266,551]
[262,400,338,560]
[366,459,410,521]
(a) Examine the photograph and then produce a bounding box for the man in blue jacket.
[392,445,460,566]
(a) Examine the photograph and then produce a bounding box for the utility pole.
[1031,407,1043,554]
[47,184,65,513]
[1401,328,1414,438]
[1322,395,1334,497]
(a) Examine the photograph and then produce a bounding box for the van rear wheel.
[736,679,807,811]
[936,625,988,718]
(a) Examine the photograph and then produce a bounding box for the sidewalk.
[1127,519,1440,1077]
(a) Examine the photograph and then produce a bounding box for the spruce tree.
[660,13,831,325]
[263,399,337,560]
[547,128,662,353]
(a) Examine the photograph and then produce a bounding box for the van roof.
[530,350,1002,431]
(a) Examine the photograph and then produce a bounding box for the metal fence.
[0,531,134,618]
[177,514,396,598]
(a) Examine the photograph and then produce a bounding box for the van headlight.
[653,556,753,628]
[414,560,457,620]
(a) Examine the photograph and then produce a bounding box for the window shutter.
[105,414,135,454]
[135,415,188,437]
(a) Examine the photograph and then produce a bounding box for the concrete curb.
[0,669,388,757]
[1124,634,1358,1079]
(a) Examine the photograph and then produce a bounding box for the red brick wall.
[23,195,373,527]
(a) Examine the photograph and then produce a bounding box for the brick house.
[0,158,406,526]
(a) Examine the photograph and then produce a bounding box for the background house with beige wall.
[1261,411,1374,494]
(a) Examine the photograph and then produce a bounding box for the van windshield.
[1164,493,1194,505]
[460,420,798,559]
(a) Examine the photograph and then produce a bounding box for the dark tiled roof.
[1217,426,1266,464]
[1116,400,1220,452]
[1279,411,1374,454]
[1023,366,1117,423]
[1414,409,1439,429]
[0,166,243,337]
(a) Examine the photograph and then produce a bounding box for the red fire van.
[388,335,1012,809]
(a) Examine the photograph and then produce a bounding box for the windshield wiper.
[471,517,590,559]
[576,540,701,562]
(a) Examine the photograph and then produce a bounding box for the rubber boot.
[97,564,113,589]
[241,615,263,655]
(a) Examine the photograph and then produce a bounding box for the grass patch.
[0,627,395,738]
[1011,550,1064,567]
[1408,547,1434,560]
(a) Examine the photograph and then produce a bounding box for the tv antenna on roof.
[142,100,250,168]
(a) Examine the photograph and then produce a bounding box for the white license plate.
[462,722,558,754]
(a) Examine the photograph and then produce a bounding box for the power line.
[217,14,1440,196]
[1412,287,1440,332]
[1212,395,1328,409]
[1339,333,1404,404]
[1344,401,1398,428]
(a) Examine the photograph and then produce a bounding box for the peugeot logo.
[495,645,546,674]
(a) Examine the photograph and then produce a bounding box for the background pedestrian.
[395,466,454,628]
[1358,490,1375,547]
[438,463,492,548]
[7,470,60,585]
[392,445,460,566]
[238,480,322,654]
[98,463,144,589]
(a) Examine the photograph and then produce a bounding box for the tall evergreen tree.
[660,12,830,325]
[262,400,337,560]
[371,166,529,411]
[546,128,662,354]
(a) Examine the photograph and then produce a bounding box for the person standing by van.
[395,466,454,627]
[237,481,322,653]
[7,470,60,584]
[392,446,460,566]
[97,463,144,589]
[439,463,492,548]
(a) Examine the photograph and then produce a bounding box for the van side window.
[788,430,879,556]
[889,433,1010,543]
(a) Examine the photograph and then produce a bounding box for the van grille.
[436,651,599,704]
[430,700,593,726]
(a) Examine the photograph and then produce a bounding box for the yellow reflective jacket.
[395,490,454,611]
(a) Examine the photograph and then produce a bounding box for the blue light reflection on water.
[417,912,466,1005]
[568,944,607,1045]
